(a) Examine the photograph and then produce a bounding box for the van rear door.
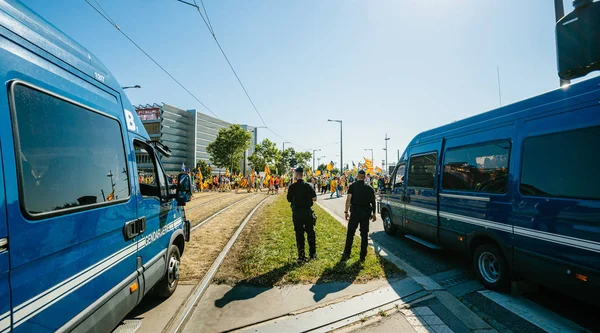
[404,141,441,243]
[0,144,11,333]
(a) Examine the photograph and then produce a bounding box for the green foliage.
[294,151,313,169]
[280,148,295,174]
[206,124,251,173]
[317,163,327,173]
[196,160,210,177]
[248,138,281,172]
[331,168,340,175]
[218,195,404,286]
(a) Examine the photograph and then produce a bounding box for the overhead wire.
[84,0,221,120]
[180,0,311,151]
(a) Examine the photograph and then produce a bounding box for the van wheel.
[156,245,181,298]
[382,211,396,235]
[473,243,509,292]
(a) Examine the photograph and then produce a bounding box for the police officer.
[287,167,317,262]
[343,170,376,261]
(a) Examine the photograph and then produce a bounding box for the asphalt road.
[317,193,599,333]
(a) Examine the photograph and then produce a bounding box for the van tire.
[473,243,510,292]
[156,245,181,298]
[382,211,396,235]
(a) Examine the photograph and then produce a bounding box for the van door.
[133,140,179,296]
[4,80,139,332]
[512,114,600,302]
[388,163,406,231]
[438,128,513,252]
[0,145,11,333]
[404,142,441,243]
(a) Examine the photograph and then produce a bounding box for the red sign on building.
[135,107,160,121]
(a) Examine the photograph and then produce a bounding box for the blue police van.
[0,1,192,331]
[380,75,600,304]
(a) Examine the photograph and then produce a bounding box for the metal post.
[554,0,571,87]
[312,149,321,171]
[397,149,400,161]
[340,121,343,174]
[384,133,390,175]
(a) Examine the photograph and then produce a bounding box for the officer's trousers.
[344,208,370,259]
[292,208,316,259]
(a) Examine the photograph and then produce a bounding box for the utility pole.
[554,0,571,87]
[328,119,343,175]
[384,133,390,175]
[282,141,290,175]
[312,149,321,171]
[397,149,400,161]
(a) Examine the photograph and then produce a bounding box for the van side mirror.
[175,173,192,206]
[556,0,600,80]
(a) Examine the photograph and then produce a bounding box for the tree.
[248,139,281,173]
[294,151,312,169]
[196,160,210,177]
[280,148,295,174]
[206,124,252,173]
[331,168,340,175]
[317,163,327,173]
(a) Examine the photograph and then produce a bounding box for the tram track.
[164,194,272,333]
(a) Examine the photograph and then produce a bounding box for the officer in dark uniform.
[343,170,376,261]
[287,167,317,262]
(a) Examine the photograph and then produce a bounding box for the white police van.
[0,1,192,331]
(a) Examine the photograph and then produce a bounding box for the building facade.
[135,103,256,175]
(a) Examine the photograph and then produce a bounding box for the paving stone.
[422,315,445,326]
[413,307,435,316]
[431,324,454,333]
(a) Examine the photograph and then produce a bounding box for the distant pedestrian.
[287,167,317,263]
[343,170,376,262]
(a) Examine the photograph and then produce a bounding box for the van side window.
[442,141,510,194]
[134,141,161,198]
[407,153,437,189]
[394,164,406,187]
[11,83,129,216]
[520,126,600,200]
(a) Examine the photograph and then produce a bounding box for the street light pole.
[282,141,290,175]
[328,119,343,175]
[312,149,321,171]
[384,133,390,175]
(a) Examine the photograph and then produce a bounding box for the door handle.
[124,220,138,240]
[123,217,147,240]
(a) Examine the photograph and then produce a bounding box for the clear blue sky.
[21,0,594,169]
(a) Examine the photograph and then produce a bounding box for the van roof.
[0,0,121,93]
[412,75,600,145]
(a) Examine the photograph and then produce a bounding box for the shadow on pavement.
[126,292,166,318]
[309,258,362,302]
[214,262,296,308]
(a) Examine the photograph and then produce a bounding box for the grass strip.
[215,194,403,286]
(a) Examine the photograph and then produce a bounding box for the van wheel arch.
[469,235,511,292]
[173,233,185,255]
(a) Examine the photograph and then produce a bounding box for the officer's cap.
[295,167,304,173]
[358,170,366,175]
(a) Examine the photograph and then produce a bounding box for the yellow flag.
[364,158,374,174]
[376,166,382,174]
[326,162,333,171]
[315,170,321,176]
[264,164,270,175]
